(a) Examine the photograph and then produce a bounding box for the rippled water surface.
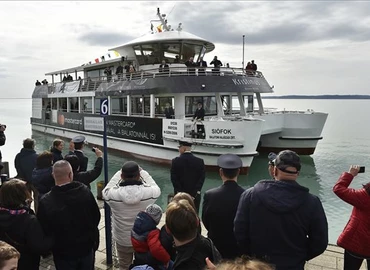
[2,98,370,244]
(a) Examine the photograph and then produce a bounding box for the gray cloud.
[163,1,370,46]
[78,31,135,46]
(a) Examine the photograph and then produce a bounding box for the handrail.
[43,66,264,94]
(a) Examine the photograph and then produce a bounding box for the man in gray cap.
[234,150,328,270]
[69,135,88,172]
[171,140,205,214]
[202,153,245,259]
[103,161,160,270]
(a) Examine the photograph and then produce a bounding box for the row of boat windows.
[44,95,254,117]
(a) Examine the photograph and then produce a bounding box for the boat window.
[135,44,160,65]
[87,69,106,81]
[58,98,67,112]
[182,43,203,62]
[70,97,79,113]
[131,96,144,116]
[163,43,181,63]
[185,96,217,117]
[143,97,150,116]
[81,97,92,113]
[51,99,57,110]
[155,97,174,117]
[94,98,100,114]
[244,95,254,112]
[111,97,127,115]
[221,95,232,115]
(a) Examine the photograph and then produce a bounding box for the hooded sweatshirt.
[234,180,328,270]
[103,169,161,246]
[37,181,101,258]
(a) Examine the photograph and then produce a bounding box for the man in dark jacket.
[193,102,205,121]
[37,160,101,269]
[234,150,328,270]
[171,141,205,214]
[14,138,37,183]
[68,135,88,172]
[64,147,103,189]
[202,154,245,259]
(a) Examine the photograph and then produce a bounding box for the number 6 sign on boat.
[100,98,109,116]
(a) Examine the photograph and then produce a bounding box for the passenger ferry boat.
[30,8,327,173]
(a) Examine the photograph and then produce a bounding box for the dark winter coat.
[202,180,245,259]
[14,148,38,182]
[31,167,54,200]
[0,207,53,270]
[234,180,328,270]
[173,234,221,270]
[333,172,370,257]
[50,147,63,164]
[74,157,103,189]
[170,152,205,198]
[37,181,101,259]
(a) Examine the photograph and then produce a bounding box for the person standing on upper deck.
[210,56,222,75]
[250,60,257,71]
[197,57,207,76]
[159,60,169,74]
[170,140,205,214]
[116,64,124,80]
[185,57,196,75]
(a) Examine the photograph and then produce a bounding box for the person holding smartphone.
[333,165,370,269]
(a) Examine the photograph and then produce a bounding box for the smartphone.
[92,148,96,153]
[358,166,365,173]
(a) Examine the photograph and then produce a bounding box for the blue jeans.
[53,250,94,270]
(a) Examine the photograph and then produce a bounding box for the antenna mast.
[242,35,245,69]
[157,8,170,31]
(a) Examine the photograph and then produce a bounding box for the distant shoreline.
[262,95,370,99]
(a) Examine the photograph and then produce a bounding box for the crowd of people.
[0,129,369,270]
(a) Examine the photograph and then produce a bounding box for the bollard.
[96,180,104,200]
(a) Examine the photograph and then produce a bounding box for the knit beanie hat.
[145,204,163,224]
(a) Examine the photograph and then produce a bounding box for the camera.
[358,166,365,173]
[92,147,96,153]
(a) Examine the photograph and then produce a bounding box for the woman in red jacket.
[333,165,370,270]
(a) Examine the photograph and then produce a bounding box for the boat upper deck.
[33,66,273,99]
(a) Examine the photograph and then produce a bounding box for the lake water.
[2,97,369,244]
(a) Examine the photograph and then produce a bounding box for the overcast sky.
[1,1,369,98]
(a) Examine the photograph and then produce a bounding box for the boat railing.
[44,66,264,93]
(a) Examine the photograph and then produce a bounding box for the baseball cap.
[217,154,243,169]
[274,150,301,174]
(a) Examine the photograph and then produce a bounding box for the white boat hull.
[253,111,328,154]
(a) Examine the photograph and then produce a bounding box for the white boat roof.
[45,58,120,76]
[110,30,215,53]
